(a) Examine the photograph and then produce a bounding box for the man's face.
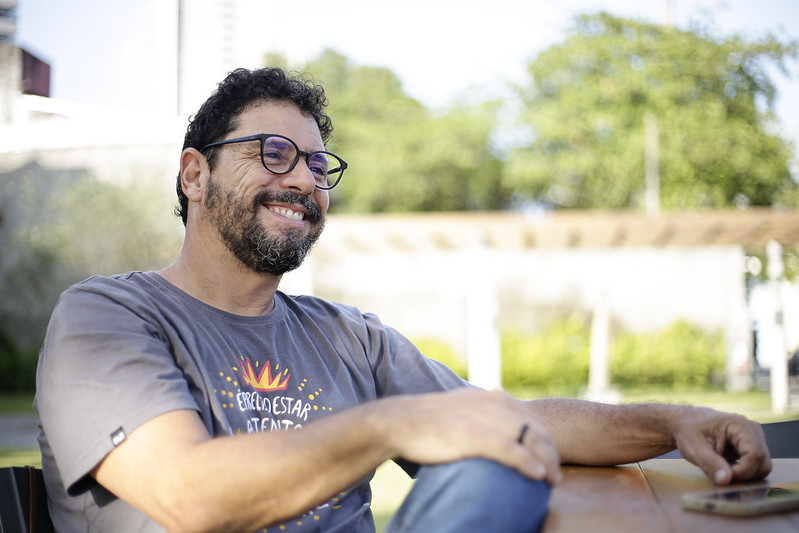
[201,102,329,275]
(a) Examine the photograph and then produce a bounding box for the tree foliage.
[299,50,509,213]
[0,163,182,359]
[268,18,798,214]
[503,12,798,209]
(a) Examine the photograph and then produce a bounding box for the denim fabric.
[385,458,551,533]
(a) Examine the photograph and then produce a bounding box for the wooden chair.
[0,466,53,533]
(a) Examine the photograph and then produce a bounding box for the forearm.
[188,417,390,529]
[95,404,397,533]
[527,398,692,465]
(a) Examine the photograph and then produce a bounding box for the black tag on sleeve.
[110,427,127,447]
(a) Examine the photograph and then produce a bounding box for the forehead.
[235,101,323,150]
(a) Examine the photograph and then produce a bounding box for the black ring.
[517,423,530,444]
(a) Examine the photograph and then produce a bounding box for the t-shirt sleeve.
[360,311,473,397]
[36,278,199,495]
[285,295,472,397]
[358,311,474,478]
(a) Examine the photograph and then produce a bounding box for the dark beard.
[204,177,325,275]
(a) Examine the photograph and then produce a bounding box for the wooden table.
[544,458,799,532]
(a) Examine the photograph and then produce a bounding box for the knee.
[436,458,551,502]
[398,458,551,532]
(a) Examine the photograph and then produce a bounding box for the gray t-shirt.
[35,271,468,532]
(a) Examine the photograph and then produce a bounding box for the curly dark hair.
[175,67,334,225]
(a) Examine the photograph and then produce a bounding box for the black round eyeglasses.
[200,133,347,190]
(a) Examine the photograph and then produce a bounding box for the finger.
[732,453,772,482]
[729,439,772,482]
[517,420,562,485]
[683,441,736,485]
[486,418,558,483]
[506,398,561,476]
[692,424,770,485]
[707,456,734,485]
[725,420,772,482]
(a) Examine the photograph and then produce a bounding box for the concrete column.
[766,240,789,414]
[585,290,620,403]
[465,237,502,390]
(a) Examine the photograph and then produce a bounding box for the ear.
[180,148,208,203]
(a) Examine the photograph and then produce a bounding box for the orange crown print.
[237,357,291,392]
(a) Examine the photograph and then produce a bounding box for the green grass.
[0,449,41,468]
[506,386,798,423]
[0,393,35,414]
[372,461,415,532]
[617,387,794,423]
[0,394,40,468]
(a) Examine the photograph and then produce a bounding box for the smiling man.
[35,67,771,533]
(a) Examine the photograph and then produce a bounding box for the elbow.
[154,491,290,533]
[154,506,225,533]
[154,498,241,533]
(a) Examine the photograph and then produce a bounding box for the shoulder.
[55,271,172,319]
[278,292,364,318]
[66,271,157,297]
[276,292,390,335]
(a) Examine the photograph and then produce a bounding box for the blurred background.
[2,0,799,417]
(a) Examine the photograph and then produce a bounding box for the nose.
[278,157,317,195]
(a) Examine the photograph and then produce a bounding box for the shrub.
[610,319,725,388]
[501,315,591,391]
[0,330,39,393]
[499,317,726,393]
[413,337,467,378]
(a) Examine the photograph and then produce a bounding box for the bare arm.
[93,388,561,533]
[94,407,391,533]
[527,398,772,485]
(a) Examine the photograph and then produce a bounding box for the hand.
[672,407,772,485]
[382,389,562,485]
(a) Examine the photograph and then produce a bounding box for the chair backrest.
[760,419,799,458]
[0,466,54,533]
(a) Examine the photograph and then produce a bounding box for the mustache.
[253,190,324,224]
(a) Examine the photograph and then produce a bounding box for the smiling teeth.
[269,206,304,220]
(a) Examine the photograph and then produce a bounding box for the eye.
[308,154,329,178]
[262,139,294,165]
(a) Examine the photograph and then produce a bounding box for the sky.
[14,0,799,146]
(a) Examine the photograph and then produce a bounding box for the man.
[36,67,771,533]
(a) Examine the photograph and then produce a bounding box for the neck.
[159,236,281,317]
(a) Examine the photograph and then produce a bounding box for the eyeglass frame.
[200,133,348,190]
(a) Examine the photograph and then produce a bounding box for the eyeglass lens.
[262,136,344,188]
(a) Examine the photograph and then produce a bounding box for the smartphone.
[683,485,799,516]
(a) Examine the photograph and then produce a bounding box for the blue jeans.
[384,458,551,533]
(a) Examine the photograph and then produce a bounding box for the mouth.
[266,204,306,221]
[255,191,324,224]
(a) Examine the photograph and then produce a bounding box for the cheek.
[226,159,268,193]
[315,190,330,214]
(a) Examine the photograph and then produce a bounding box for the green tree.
[301,49,508,212]
[505,12,799,210]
